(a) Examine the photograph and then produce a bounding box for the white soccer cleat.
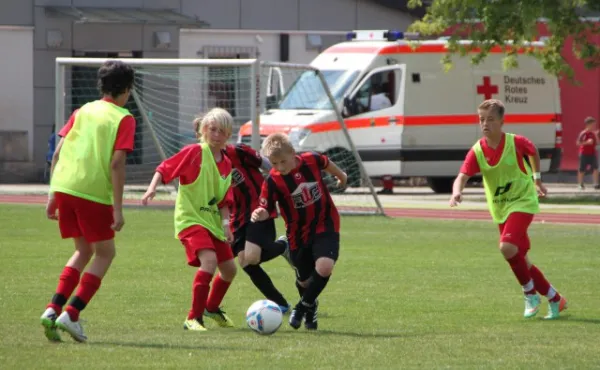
[56,311,87,343]
[524,294,541,318]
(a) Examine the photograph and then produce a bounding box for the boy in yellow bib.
[142,108,237,331]
[450,99,567,320]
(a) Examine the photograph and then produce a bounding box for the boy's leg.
[57,238,115,342]
[41,193,93,342]
[245,220,286,264]
[289,247,314,329]
[241,220,289,309]
[527,259,567,319]
[499,212,546,318]
[300,232,339,330]
[577,156,586,188]
[180,226,219,331]
[592,156,599,187]
[57,198,116,342]
[205,237,236,327]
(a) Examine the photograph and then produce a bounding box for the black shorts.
[579,154,598,172]
[291,232,340,282]
[231,219,276,257]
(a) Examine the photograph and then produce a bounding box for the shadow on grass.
[276,329,406,339]
[560,315,600,324]
[91,340,266,351]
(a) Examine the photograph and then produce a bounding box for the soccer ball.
[246,299,283,335]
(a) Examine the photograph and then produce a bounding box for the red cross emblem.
[476,76,498,100]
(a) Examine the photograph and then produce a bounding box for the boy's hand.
[336,172,348,189]
[46,194,58,220]
[112,208,125,231]
[141,188,156,206]
[223,226,233,244]
[251,208,268,223]
[536,181,547,198]
[449,191,463,207]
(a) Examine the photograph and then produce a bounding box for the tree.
[407,0,600,80]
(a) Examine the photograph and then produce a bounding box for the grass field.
[1,204,599,369]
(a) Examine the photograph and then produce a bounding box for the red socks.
[65,273,102,321]
[188,270,213,320]
[506,254,535,295]
[48,266,81,314]
[530,265,561,302]
[206,274,232,313]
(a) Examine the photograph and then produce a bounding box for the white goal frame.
[54,57,386,216]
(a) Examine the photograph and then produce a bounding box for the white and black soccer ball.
[246,299,283,335]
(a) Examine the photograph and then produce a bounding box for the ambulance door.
[343,64,406,177]
[265,67,285,109]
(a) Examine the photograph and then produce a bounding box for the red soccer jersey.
[578,130,598,155]
[259,151,340,250]
[156,144,233,209]
[460,133,537,176]
[224,143,276,233]
[58,98,137,152]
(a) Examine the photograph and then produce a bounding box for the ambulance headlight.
[288,128,311,149]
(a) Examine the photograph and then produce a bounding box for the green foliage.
[408,0,600,81]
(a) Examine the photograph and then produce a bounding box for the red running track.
[1,194,598,225]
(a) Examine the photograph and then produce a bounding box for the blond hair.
[262,133,295,158]
[478,99,505,118]
[192,107,233,143]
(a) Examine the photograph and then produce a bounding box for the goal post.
[54,57,385,216]
[258,61,386,216]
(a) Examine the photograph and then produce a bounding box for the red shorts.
[498,212,534,253]
[178,225,233,267]
[56,192,114,243]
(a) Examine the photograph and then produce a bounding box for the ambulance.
[237,30,562,193]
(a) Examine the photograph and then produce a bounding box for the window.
[354,70,397,114]
[278,69,359,110]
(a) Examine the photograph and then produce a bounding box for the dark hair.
[97,60,134,98]
[584,116,596,125]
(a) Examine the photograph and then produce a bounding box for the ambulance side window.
[354,70,395,114]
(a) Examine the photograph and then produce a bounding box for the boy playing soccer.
[450,99,567,319]
[251,133,347,330]
[41,60,136,342]
[142,108,237,331]
[221,140,293,313]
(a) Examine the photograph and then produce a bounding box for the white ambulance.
[238,30,562,193]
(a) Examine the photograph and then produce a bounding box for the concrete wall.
[0,0,417,182]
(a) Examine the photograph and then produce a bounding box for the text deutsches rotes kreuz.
[504,76,546,104]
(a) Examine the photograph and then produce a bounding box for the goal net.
[54,57,385,216]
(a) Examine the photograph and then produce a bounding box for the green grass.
[1,204,599,369]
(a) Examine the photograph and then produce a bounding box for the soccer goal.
[54,57,385,216]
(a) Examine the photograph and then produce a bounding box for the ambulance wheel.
[427,177,453,194]
[323,148,360,194]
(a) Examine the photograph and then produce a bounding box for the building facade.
[0,0,416,183]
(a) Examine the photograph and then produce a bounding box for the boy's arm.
[110,150,127,231]
[252,176,276,222]
[49,137,65,185]
[519,136,547,197]
[324,160,348,188]
[450,148,479,207]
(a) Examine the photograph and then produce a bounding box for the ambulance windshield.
[278,69,359,110]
